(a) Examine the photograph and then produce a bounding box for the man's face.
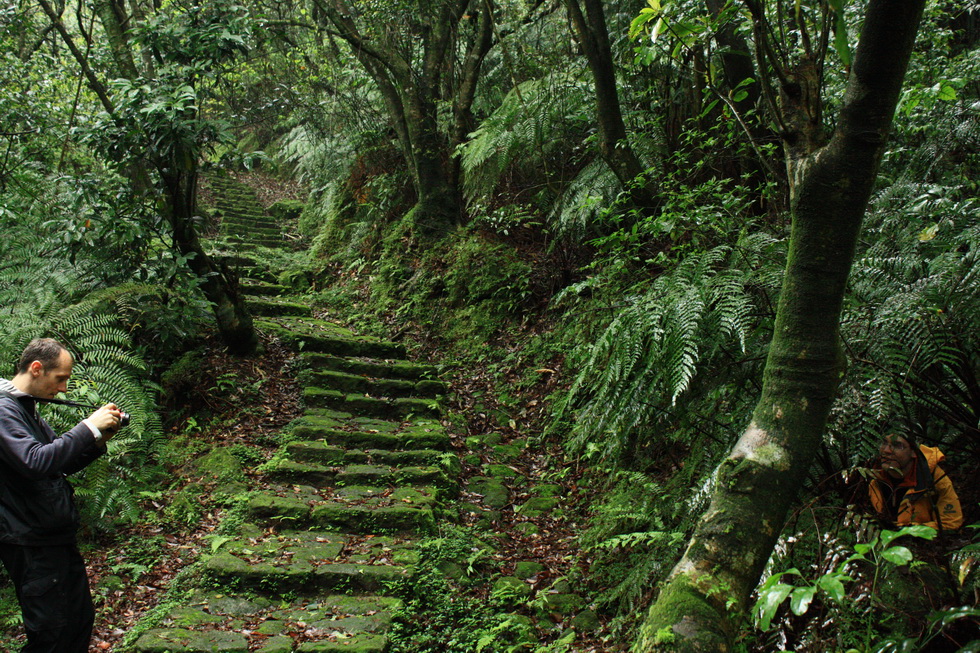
[879,434,915,477]
[31,350,73,399]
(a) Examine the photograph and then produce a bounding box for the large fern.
[0,213,164,529]
[557,234,781,465]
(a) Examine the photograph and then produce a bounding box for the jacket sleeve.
[0,400,103,479]
[933,468,963,532]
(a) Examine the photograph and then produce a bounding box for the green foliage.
[754,525,941,649]
[556,236,778,465]
[0,220,164,531]
[386,525,517,653]
[459,71,593,203]
[88,1,252,169]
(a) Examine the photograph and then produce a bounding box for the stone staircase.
[133,175,455,653]
[208,174,286,249]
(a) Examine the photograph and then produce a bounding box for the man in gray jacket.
[0,338,121,652]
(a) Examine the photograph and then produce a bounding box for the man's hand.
[87,404,123,440]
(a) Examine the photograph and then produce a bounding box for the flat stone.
[301,354,436,381]
[257,635,294,653]
[571,609,601,630]
[256,620,287,635]
[540,593,585,615]
[530,484,563,497]
[296,634,388,652]
[516,497,560,518]
[468,477,510,509]
[513,561,546,579]
[133,628,248,652]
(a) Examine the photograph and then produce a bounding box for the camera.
[119,412,130,428]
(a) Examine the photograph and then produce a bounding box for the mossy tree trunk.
[313,0,495,234]
[635,0,927,650]
[159,165,258,355]
[562,0,658,214]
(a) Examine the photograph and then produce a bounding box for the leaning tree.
[633,0,928,649]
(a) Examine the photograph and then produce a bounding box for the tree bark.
[314,0,494,233]
[562,0,658,213]
[634,0,927,650]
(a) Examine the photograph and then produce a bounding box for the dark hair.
[16,338,68,374]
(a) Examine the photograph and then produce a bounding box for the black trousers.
[0,542,95,653]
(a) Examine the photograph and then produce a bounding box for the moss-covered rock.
[269,198,306,222]
[516,497,560,518]
[256,635,294,653]
[133,628,248,652]
[491,576,533,606]
[513,561,546,579]
[571,610,601,631]
[193,448,245,483]
[538,593,585,616]
[295,633,388,652]
[468,476,511,509]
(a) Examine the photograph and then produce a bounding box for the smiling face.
[879,434,915,478]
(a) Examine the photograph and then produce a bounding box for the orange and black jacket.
[869,444,963,532]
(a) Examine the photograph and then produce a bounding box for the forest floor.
[0,230,616,652]
[55,329,612,652]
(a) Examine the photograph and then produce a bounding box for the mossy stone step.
[247,298,312,317]
[247,486,439,533]
[303,387,440,419]
[219,214,279,227]
[226,235,283,247]
[132,628,247,652]
[295,636,389,653]
[221,223,281,238]
[216,215,275,229]
[241,280,288,297]
[213,253,258,267]
[206,546,413,593]
[285,440,450,469]
[299,369,446,399]
[134,590,399,653]
[301,352,438,381]
[258,319,406,359]
[291,413,451,450]
[265,459,450,488]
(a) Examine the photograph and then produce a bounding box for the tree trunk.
[634,0,927,650]
[562,0,658,213]
[313,0,491,234]
[159,167,258,355]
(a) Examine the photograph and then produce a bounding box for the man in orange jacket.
[869,433,963,532]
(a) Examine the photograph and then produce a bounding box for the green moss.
[269,199,306,222]
[193,448,245,483]
[636,572,732,652]
[159,348,205,401]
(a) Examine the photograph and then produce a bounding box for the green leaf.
[789,586,816,615]
[832,19,851,67]
[881,546,913,566]
[854,542,872,555]
[919,223,939,242]
[816,574,848,602]
[936,82,958,102]
[208,535,234,553]
[755,583,793,630]
[827,0,851,67]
